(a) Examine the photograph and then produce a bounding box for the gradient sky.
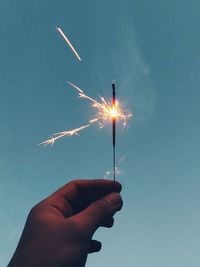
[1,1,200,266]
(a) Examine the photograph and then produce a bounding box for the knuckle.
[29,203,40,215]
[28,201,45,219]
[68,179,82,188]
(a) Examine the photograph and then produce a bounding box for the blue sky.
[1,1,200,266]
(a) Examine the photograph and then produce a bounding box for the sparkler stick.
[39,27,133,181]
[40,81,132,180]
[112,82,116,181]
[56,27,81,61]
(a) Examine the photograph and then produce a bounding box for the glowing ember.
[110,106,118,118]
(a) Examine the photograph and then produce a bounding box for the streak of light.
[39,124,90,146]
[56,27,82,61]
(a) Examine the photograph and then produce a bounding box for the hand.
[7,179,123,267]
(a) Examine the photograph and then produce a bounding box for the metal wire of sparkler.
[112,82,116,181]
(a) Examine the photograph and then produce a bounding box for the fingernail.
[106,192,121,206]
[112,181,122,193]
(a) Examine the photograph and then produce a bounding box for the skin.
[7,179,123,267]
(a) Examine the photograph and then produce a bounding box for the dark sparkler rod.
[112,82,116,181]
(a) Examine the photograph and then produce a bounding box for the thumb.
[72,192,123,235]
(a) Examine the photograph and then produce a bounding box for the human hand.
[7,179,123,267]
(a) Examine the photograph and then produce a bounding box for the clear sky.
[1,1,200,266]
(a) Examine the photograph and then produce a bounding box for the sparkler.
[112,82,116,181]
[40,81,132,179]
[40,26,132,180]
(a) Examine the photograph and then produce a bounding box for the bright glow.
[110,107,118,118]
[68,82,132,128]
[40,82,132,146]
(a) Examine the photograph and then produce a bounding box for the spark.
[40,81,132,146]
[56,27,81,61]
[39,124,90,146]
[67,81,132,128]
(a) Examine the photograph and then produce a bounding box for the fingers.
[72,192,123,235]
[88,240,102,253]
[54,179,121,201]
[48,179,122,215]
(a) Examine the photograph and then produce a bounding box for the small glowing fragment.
[56,27,81,61]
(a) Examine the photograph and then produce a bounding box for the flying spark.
[56,27,81,61]
[40,82,132,146]
[39,125,90,146]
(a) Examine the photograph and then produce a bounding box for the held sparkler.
[112,82,116,181]
[39,26,132,179]
[40,81,132,179]
[40,81,132,180]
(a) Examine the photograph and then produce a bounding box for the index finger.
[51,179,122,206]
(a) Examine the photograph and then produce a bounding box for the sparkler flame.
[39,82,132,146]
[68,82,132,128]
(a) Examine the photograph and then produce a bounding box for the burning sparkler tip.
[41,80,132,150]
